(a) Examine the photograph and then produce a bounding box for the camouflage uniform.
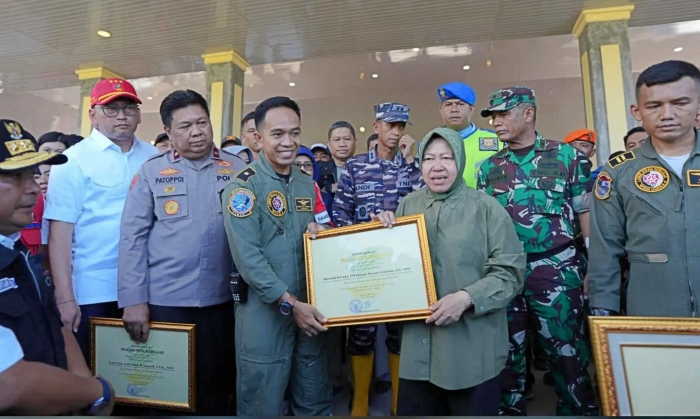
[477,87,599,416]
[332,102,424,416]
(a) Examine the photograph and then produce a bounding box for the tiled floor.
[332,369,559,416]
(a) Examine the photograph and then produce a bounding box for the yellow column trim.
[210,81,225,146]
[572,5,635,38]
[232,84,243,138]
[202,51,250,71]
[600,44,627,154]
[580,51,594,131]
[80,96,92,138]
[74,67,122,81]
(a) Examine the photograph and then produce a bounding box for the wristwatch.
[279,296,297,316]
[87,377,112,415]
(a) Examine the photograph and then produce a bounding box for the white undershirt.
[659,153,690,178]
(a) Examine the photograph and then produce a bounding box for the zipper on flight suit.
[674,161,695,317]
[282,176,300,296]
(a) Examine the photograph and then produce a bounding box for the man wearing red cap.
[44,78,158,362]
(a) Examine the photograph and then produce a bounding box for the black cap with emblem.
[0,120,67,173]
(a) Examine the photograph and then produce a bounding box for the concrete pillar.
[573,5,636,162]
[201,51,249,147]
[74,67,123,138]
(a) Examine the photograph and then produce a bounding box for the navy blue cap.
[0,120,67,173]
[374,102,411,125]
[437,82,476,105]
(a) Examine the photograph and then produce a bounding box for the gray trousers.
[234,295,333,416]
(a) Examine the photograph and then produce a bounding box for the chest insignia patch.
[479,137,498,151]
[686,170,700,187]
[594,171,613,200]
[228,188,255,218]
[216,160,233,167]
[295,198,312,212]
[216,168,237,175]
[164,200,180,215]
[267,191,287,217]
[159,167,180,176]
[164,185,176,193]
[0,277,18,294]
[634,166,669,193]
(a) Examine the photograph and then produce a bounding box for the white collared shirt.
[44,129,158,305]
[0,232,20,250]
[0,325,23,373]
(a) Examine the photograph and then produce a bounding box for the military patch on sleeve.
[130,174,139,190]
[294,198,312,212]
[594,171,613,200]
[687,170,700,187]
[236,167,257,183]
[479,137,499,151]
[608,151,635,168]
[227,188,255,218]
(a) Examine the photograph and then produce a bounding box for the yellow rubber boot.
[388,353,401,416]
[350,354,374,416]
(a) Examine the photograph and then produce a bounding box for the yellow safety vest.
[461,125,503,189]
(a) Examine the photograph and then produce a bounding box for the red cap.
[564,129,596,144]
[90,78,142,107]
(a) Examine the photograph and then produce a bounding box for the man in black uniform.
[0,120,114,415]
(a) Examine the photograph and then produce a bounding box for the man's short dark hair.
[254,97,301,132]
[366,133,378,149]
[328,121,356,140]
[242,111,255,127]
[37,132,71,150]
[623,126,646,146]
[636,60,700,98]
[159,89,210,127]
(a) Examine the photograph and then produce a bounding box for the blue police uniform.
[332,103,424,416]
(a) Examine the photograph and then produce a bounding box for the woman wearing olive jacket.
[372,127,526,416]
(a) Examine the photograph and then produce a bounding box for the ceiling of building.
[13,19,698,150]
[1,0,700,93]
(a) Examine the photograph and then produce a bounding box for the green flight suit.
[589,134,700,317]
[221,153,333,416]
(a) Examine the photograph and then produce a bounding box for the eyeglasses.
[98,104,139,117]
[293,162,314,169]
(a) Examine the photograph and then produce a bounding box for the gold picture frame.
[589,316,700,416]
[89,317,196,412]
[304,213,438,327]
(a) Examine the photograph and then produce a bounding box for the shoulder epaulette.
[146,152,165,162]
[236,167,257,183]
[607,151,635,168]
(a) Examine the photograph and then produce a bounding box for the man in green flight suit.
[221,96,334,416]
[589,60,700,318]
[436,82,502,188]
[477,87,599,416]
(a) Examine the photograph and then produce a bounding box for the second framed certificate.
[304,213,437,327]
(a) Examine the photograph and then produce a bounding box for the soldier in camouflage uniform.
[476,87,599,416]
[332,102,424,416]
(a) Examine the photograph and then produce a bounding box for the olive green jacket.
[221,153,330,304]
[397,127,526,390]
[589,133,700,317]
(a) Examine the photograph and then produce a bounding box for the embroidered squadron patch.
[479,137,498,151]
[216,168,237,175]
[130,174,138,190]
[159,167,180,176]
[686,170,700,187]
[216,160,233,167]
[164,185,176,193]
[227,188,255,218]
[634,166,670,193]
[594,171,613,200]
[164,200,179,215]
[294,198,312,212]
[608,151,635,168]
[267,191,287,217]
[236,167,257,183]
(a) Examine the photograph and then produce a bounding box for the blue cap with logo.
[437,82,476,105]
[374,102,411,125]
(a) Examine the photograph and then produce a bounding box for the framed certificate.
[89,318,196,411]
[304,213,437,327]
[589,316,700,416]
